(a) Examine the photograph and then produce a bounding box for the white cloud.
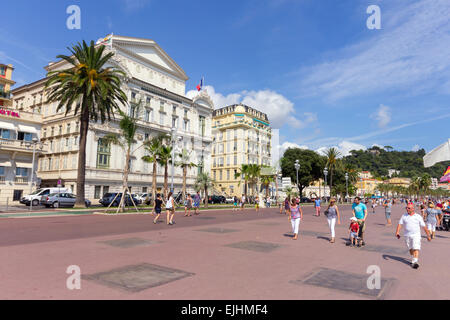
[187,85,306,129]
[297,0,450,101]
[370,104,391,128]
[278,142,309,157]
[412,144,420,152]
[315,141,367,158]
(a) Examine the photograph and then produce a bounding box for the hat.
[428,203,435,208]
[350,217,357,221]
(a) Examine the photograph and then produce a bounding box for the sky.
[1,0,449,157]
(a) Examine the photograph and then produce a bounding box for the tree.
[281,148,325,197]
[158,145,173,199]
[176,149,197,201]
[248,164,261,196]
[102,107,139,212]
[260,173,274,198]
[194,172,214,208]
[45,40,127,207]
[142,134,166,203]
[325,147,341,196]
[234,164,251,198]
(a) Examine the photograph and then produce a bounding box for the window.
[43,129,47,138]
[160,101,164,112]
[219,170,223,180]
[129,105,136,118]
[59,125,62,135]
[16,167,28,177]
[131,92,136,101]
[94,186,102,199]
[234,155,237,165]
[199,116,205,136]
[146,97,151,106]
[72,155,77,169]
[184,109,188,117]
[160,113,164,125]
[145,109,151,122]
[63,156,67,169]
[0,129,10,139]
[97,138,111,168]
[0,66,5,76]
[51,127,54,136]
[75,122,80,132]
[183,119,189,132]
[103,186,109,195]
[172,117,178,128]
[172,105,177,113]
[145,133,149,141]
[227,170,230,180]
[142,187,147,193]
[0,166,4,176]
[66,124,71,134]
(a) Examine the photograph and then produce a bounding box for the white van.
[20,187,71,206]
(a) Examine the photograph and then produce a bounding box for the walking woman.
[284,196,290,215]
[424,202,439,239]
[325,198,340,243]
[166,191,175,225]
[288,198,303,240]
[184,194,193,217]
[153,193,163,224]
[383,199,392,226]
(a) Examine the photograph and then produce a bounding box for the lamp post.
[294,160,300,197]
[345,172,349,203]
[323,167,328,203]
[22,137,43,211]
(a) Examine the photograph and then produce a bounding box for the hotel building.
[0,64,46,204]
[12,35,214,201]
[211,104,272,196]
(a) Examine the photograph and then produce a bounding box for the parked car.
[225,196,235,204]
[40,193,91,208]
[208,195,226,204]
[99,193,142,207]
[20,187,71,206]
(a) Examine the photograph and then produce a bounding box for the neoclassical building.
[211,104,272,196]
[12,35,214,200]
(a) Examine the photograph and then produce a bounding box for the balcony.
[0,138,47,153]
[14,177,28,184]
[0,91,11,100]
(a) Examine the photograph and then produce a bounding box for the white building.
[12,35,214,201]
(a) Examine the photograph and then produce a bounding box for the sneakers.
[412,262,419,269]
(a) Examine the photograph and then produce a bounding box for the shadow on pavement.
[382,254,411,266]
[316,236,330,241]
[283,233,294,238]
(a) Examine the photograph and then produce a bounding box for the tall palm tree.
[234,164,251,198]
[260,174,274,198]
[102,107,139,212]
[325,148,341,196]
[45,40,127,207]
[195,172,214,208]
[176,149,197,201]
[158,145,173,199]
[248,164,261,196]
[142,134,166,203]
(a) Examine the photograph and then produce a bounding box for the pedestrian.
[371,199,376,213]
[255,195,259,212]
[284,197,290,215]
[288,198,303,240]
[193,191,201,215]
[233,195,239,211]
[166,191,175,225]
[348,217,360,247]
[383,199,392,226]
[424,202,439,239]
[324,198,340,243]
[184,194,193,217]
[395,203,431,269]
[240,194,246,212]
[153,193,163,224]
[352,197,368,246]
[314,197,321,217]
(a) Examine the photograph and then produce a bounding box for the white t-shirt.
[166,196,174,209]
[398,213,425,237]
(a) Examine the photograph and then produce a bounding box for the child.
[349,217,360,247]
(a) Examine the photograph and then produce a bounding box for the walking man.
[396,203,431,269]
[314,197,321,217]
[352,197,368,246]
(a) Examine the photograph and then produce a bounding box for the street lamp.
[323,167,328,202]
[22,137,43,211]
[294,160,300,197]
[345,172,349,202]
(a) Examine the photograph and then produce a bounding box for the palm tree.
[260,174,274,198]
[102,107,139,212]
[234,164,251,198]
[176,149,197,201]
[325,148,341,196]
[195,172,215,208]
[158,145,173,199]
[142,134,166,203]
[45,40,127,207]
[419,173,432,196]
[248,164,261,196]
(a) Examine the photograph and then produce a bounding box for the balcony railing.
[14,177,28,184]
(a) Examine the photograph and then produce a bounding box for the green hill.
[343,146,449,179]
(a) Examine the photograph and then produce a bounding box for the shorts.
[385,211,391,219]
[233,202,238,206]
[357,220,366,237]
[155,207,161,214]
[255,204,259,208]
[405,235,421,250]
[166,207,175,212]
[350,232,358,239]
[426,221,436,232]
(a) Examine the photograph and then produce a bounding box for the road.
[0,204,449,300]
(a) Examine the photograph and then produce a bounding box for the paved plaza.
[0,204,449,300]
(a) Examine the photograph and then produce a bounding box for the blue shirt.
[352,203,367,219]
[315,199,321,207]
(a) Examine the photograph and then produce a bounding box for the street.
[0,204,449,299]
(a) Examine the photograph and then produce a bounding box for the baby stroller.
[442,210,450,231]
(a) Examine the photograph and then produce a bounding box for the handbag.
[324,209,329,217]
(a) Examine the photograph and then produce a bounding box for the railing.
[14,177,28,184]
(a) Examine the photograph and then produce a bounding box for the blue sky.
[1,0,448,156]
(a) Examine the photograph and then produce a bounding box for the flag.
[423,139,450,167]
[196,77,204,91]
[440,166,450,183]
[96,34,113,47]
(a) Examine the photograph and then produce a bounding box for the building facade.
[0,64,14,108]
[11,35,214,201]
[0,64,46,204]
[211,104,272,196]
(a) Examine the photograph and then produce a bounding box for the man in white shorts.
[395,203,431,269]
